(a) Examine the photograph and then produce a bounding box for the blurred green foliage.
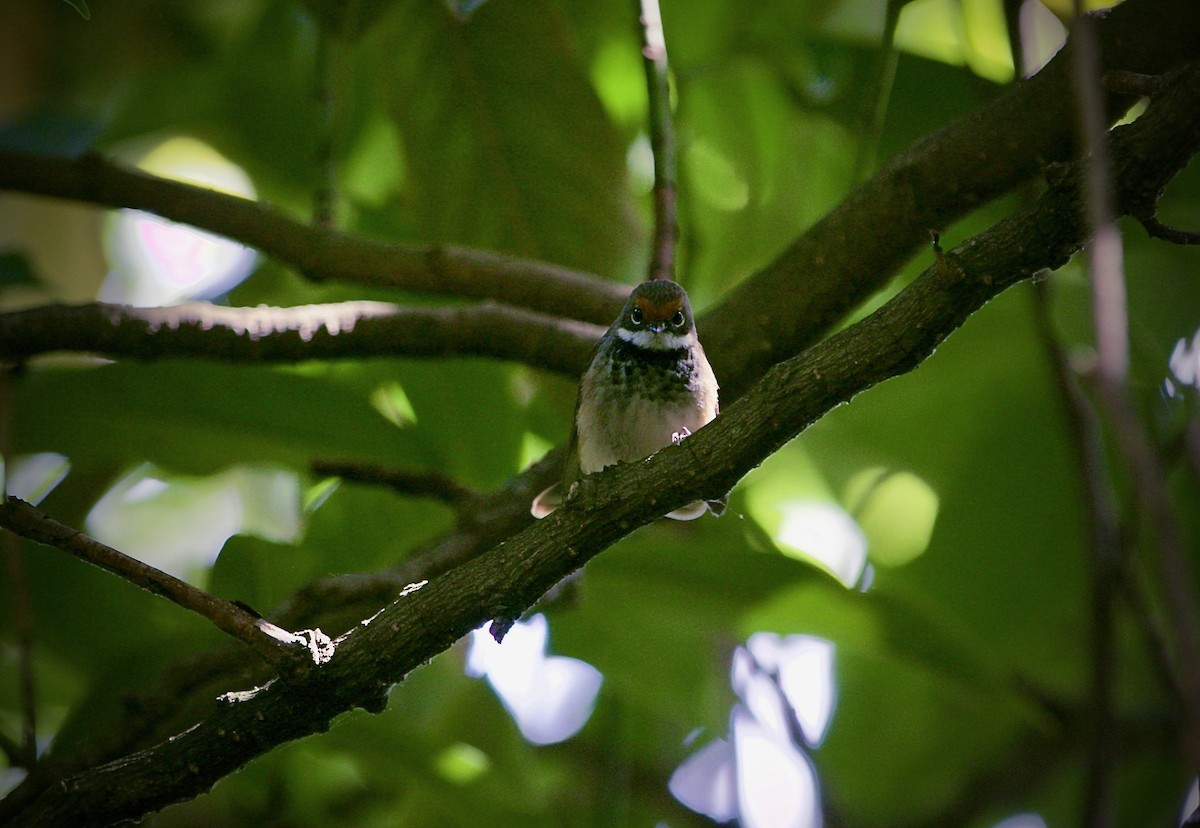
[1,0,1198,826]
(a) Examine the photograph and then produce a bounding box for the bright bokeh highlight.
[669,737,738,822]
[733,707,822,828]
[992,814,1048,828]
[101,136,257,306]
[672,634,835,827]
[4,452,70,506]
[1017,0,1067,76]
[745,633,836,747]
[895,0,1014,82]
[1181,778,1199,826]
[466,614,603,746]
[744,445,870,587]
[775,501,868,588]
[86,463,302,583]
[1166,328,1200,398]
[370,380,419,428]
[844,467,939,568]
[434,743,492,785]
[686,138,751,212]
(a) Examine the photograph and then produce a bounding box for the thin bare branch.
[311,460,477,507]
[636,0,677,282]
[0,497,319,673]
[0,300,601,377]
[1136,215,1200,246]
[853,0,906,179]
[1071,5,1200,776]
[1031,280,1122,827]
[1068,9,1126,817]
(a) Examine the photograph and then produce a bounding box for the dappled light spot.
[673,634,835,826]
[590,38,646,131]
[1182,778,1199,826]
[626,134,656,195]
[280,747,365,815]
[686,138,750,212]
[775,501,868,588]
[1165,328,1200,398]
[991,814,1047,828]
[465,614,603,746]
[444,0,491,21]
[669,737,738,822]
[1016,0,1067,76]
[341,111,406,208]
[744,445,868,585]
[303,476,341,517]
[843,467,939,568]
[100,136,257,306]
[85,463,302,584]
[0,767,27,800]
[3,452,70,506]
[895,0,1014,82]
[371,380,419,428]
[518,430,555,472]
[733,707,822,828]
[744,633,836,748]
[434,742,491,785]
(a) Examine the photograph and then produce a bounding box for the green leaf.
[371,0,643,277]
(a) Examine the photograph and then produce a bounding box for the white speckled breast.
[575,340,718,474]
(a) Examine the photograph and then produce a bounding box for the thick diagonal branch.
[8,56,1200,828]
[698,0,1200,393]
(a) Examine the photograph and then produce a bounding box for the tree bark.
[3,40,1199,827]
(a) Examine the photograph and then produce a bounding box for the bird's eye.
[630,307,644,326]
[671,310,686,328]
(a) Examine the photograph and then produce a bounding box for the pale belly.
[575,386,717,474]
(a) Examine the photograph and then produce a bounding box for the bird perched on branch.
[531,278,725,520]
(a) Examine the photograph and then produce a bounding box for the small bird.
[531,278,725,520]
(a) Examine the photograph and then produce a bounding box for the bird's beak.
[647,323,666,334]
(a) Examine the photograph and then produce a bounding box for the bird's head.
[614,279,696,351]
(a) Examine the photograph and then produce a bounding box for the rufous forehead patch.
[635,296,682,321]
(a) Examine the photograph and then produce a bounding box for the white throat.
[616,327,691,351]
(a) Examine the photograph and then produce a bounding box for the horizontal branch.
[0,497,314,672]
[0,1,1192,399]
[9,54,1200,828]
[1136,215,1200,246]
[0,151,628,326]
[311,460,477,507]
[0,300,601,376]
